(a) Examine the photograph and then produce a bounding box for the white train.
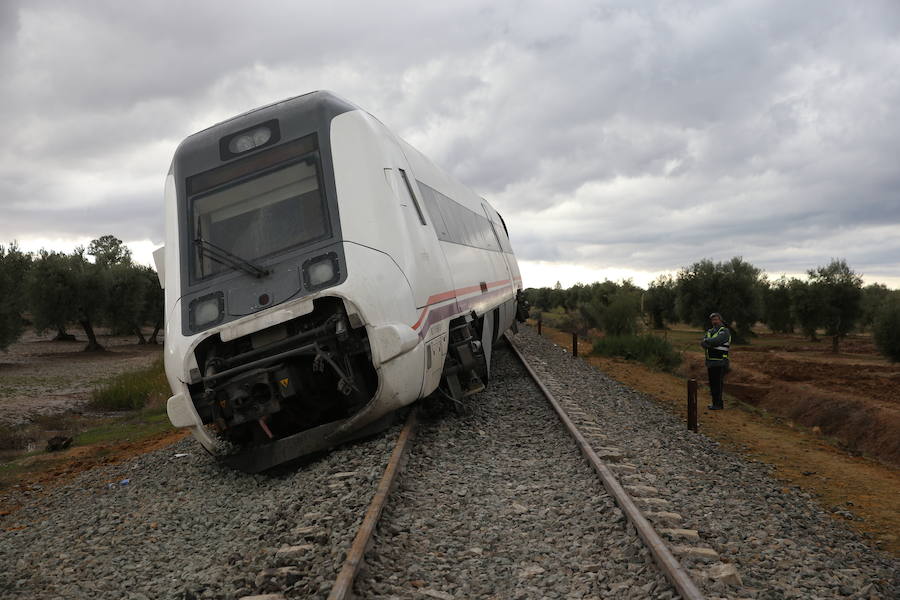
[154,91,525,471]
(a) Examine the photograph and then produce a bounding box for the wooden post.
[687,379,698,432]
[537,318,542,336]
[572,332,578,358]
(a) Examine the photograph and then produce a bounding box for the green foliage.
[27,245,113,351]
[873,296,900,362]
[26,250,78,334]
[139,265,164,343]
[89,358,168,411]
[762,277,794,333]
[106,263,149,340]
[644,274,677,329]
[860,283,892,331]
[675,257,763,343]
[88,234,132,268]
[69,248,111,350]
[592,334,682,372]
[581,290,640,336]
[789,278,823,340]
[538,306,586,334]
[0,243,31,350]
[808,259,863,352]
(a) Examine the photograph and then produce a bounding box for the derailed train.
[155,91,525,472]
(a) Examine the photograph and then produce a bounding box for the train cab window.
[398,169,427,226]
[191,158,329,280]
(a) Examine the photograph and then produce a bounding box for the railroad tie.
[634,497,673,509]
[659,528,700,542]
[608,463,639,473]
[644,511,683,524]
[623,484,659,497]
[671,546,720,563]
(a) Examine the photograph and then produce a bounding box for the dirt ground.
[681,334,900,469]
[0,328,163,426]
[1,328,184,516]
[536,325,900,556]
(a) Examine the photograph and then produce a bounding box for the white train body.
[159,91,523,471]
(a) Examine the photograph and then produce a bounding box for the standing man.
[700,312,731,410]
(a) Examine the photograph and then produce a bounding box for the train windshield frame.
[186,141,331,282]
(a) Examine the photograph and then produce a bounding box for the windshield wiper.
[194,237,270,279]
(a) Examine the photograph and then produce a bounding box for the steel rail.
[505,334,705,600]
[327,407,419,600]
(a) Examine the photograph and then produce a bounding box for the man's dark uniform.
[700,318,731,410]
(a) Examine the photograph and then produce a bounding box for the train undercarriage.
[188,297,380,471]
[185,296,497,472]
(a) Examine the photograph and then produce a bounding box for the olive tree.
[29,249,110,351]
[106,263,150,343]
[140,266,164,344]
[27,250,78,340]
[860,283,892,331]
[807,259,863,353]
[644,274,677,329]
[874,294,900,362]
[762,277,794,333]
[675,257,764,343]
[0,243,31,350]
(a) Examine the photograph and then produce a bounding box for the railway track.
[324,336,707,599]
[6,326,894,599]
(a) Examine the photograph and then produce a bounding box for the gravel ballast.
[0,426,400,599]
[356,346,675,599]
[512,326,899,599]
[2,325,897,599]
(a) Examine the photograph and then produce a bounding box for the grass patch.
[89,357,169,411]
[74,406,171,445]
[592,334,682,372]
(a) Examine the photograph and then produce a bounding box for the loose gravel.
[356,346,675,599]
[513,326,899,599]
[3,325,897,599]
[0,426,400,599]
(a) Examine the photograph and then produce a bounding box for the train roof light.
[228,126,272,154]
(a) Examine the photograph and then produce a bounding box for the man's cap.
[709,312,723,320]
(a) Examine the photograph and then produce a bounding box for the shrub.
[874,299,900,362]
[592,334,682,372]
[90,358,169,411]
[580,290,640,337]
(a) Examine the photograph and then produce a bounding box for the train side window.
[417,180,500,251]
[417,181,450,240]
[398,169,427,226]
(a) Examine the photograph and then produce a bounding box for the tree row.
[0,235,163,352]
[523,257,900,361]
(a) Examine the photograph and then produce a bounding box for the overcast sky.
[2,0,899,288]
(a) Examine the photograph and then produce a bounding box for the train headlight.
[303,253,340,290]
[189,292,224,330]
[228,126,272,154]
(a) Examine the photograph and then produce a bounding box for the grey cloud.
[1,0,899,286]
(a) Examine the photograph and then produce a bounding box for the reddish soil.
[1,429,189,521]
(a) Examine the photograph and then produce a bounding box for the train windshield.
[191,157,329,280]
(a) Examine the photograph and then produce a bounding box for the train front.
[160,92,422,472]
